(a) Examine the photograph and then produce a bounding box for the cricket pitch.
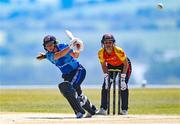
[1,112,180,124]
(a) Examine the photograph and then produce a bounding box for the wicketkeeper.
[96,34,132,115]
[36,34,97,118]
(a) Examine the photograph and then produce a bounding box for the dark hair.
[43,35,58,50]
[101,34,115,44]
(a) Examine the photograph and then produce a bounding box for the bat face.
[65,30,74,39]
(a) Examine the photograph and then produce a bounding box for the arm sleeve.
[115,47,127,62]
[98,49,105,63]
[46,52,55,62]
[58,43,73,54]
[45,52,50,60]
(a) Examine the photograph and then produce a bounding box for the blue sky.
[0,0,180,86]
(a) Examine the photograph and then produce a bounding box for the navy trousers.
[100,58,132,110]
[62,64,86,96]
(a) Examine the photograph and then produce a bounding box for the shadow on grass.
[27,116,75,120]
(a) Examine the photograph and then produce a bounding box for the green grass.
[0,88,180,115]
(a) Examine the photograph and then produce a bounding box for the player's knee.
[58,82,66,92]
[72,83,79,89]
[102,82,107,89]
[58,82,74,95]
[58,81,70,89]
[121,88,129,93]
[102,87,108,93]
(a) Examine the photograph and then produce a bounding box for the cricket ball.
[157,3,164,9]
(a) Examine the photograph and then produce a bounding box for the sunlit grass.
[0,88,180,114]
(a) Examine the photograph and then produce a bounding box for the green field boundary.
[0,88,180,115]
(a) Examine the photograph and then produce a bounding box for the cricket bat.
[65,30,84,51]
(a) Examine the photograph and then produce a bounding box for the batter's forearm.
[54,47,71,60]
[70,51,80,58]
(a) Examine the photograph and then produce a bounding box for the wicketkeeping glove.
[121,74,127,91]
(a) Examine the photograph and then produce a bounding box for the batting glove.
[69,38,78,49]
[121,74,127,91]
[36,52,46,60]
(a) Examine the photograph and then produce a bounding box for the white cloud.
[36,0,59,4]
[132,62,148,85]
[163,50,180,62]
[0,31,6,47]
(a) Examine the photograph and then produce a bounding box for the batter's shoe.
[76,112,84,118]
[84,112,92,118]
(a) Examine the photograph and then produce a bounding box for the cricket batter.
[96,34,132,115]
[36,35,97,118]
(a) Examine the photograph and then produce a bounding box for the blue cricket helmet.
[43,35,58,50]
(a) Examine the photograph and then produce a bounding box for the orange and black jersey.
[98,46,126,66]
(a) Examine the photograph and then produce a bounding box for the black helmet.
[43,35,57,49]
[101,34,115,44]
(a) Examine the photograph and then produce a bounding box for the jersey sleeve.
[98,48,105,63]
[57,43,68,50]
[64,43,73,54]
[115,47,127,62]
[58,43,73,53]
[46,52,55,64]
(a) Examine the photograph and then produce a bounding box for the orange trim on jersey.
[98,46,126,66]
